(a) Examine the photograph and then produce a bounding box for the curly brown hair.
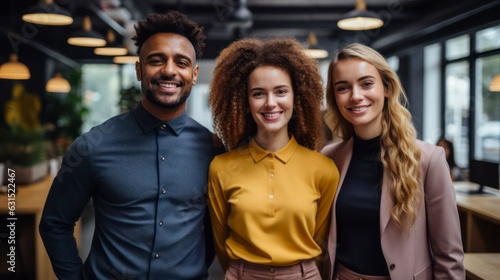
[209,37,324,151]
[132,10,205,59]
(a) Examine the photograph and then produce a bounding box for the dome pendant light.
[0,54,31,80]
[46,72,71,93]
[67,16,106,47]
[490,74,500,92]
[94,29,128,56]
[22,0,73,26]
[338,0,384,31]
[303,32,329,59]
[113,43,139,64]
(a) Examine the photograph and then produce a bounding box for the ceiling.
[1,0,500,66]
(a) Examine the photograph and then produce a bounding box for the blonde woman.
[321,43,465,280]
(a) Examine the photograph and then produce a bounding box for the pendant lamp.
[46,72,71,93]
[94,29,128,56]
[227,0,253,28]
[22,0,73,26]
[490,74,500,92]
[338,0,384,31]
[113,55,139,64]
[303,32,329,59]
[113,43,139,64]
[67,16,106,47]
[0,54,31,80]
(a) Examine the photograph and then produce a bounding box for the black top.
[335,135,389,276]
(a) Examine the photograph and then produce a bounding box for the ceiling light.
[490,74,500,92]
[227,0,253,28]
[94,29,128,56]
[303,32,329,59]
[338,0,384,31]
[0,54,31,80]
[113,55,139,64]
[22,0,73,26]
[67,16,106,47]
[46,72,71,93]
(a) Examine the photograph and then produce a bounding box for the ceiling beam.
[88,2,128,36]
[0,27,81,69]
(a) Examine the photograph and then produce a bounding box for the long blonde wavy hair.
[325,43,422,231]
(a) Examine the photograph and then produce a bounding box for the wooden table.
[464,253,500,280]
[0,175,81,280]
[454,182,500,253]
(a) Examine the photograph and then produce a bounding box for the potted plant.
[45,68,89,157]
[0,84,49,184]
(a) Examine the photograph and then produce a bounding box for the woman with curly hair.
[321,43,465,280]
[208,37,339,279]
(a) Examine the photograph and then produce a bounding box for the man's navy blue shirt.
[40,103,222,279]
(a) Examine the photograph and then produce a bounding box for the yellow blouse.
[208,136,339,270]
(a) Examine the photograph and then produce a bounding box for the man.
[39,11,222,279]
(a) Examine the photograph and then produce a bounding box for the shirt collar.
[248,135,298,164]
[133,102,188,136]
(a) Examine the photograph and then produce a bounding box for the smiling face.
[135,32,198,113]
[332,58,387,139]
[247,65,294,138]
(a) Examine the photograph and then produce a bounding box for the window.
[444,61,470,167]
[475,55,500,161]
[476,26,500,53]
[423,43,441,143]
[445,35,470,60]
[81,64,121,133]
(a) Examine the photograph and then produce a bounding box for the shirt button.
[389,264,396,270]
[269,194,274,199]
[154,253,160,258]
[160,156,165,161]
[160,124,167,129]
[159,221,163,226]
[270,173,274,178]
[162,188,167,194]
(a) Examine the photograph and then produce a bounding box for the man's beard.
[142,84,191,109]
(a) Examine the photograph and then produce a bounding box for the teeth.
[263,113,280,118]
[351,106,368,112]
[159,83,176,88]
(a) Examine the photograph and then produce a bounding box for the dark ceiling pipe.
[0,26,81,69]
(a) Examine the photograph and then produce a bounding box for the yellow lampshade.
[46,73,71,93]
[337,0,384,31]
[22,0,73,26]
[113,55,139,64]
[303,32,329,59]
[0,54,31,80]
[67,16,106,47]
[95,47,128,56]
[94,29,128,56]
[489,74,500,92]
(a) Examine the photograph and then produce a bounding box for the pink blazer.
[321,138,465,280]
